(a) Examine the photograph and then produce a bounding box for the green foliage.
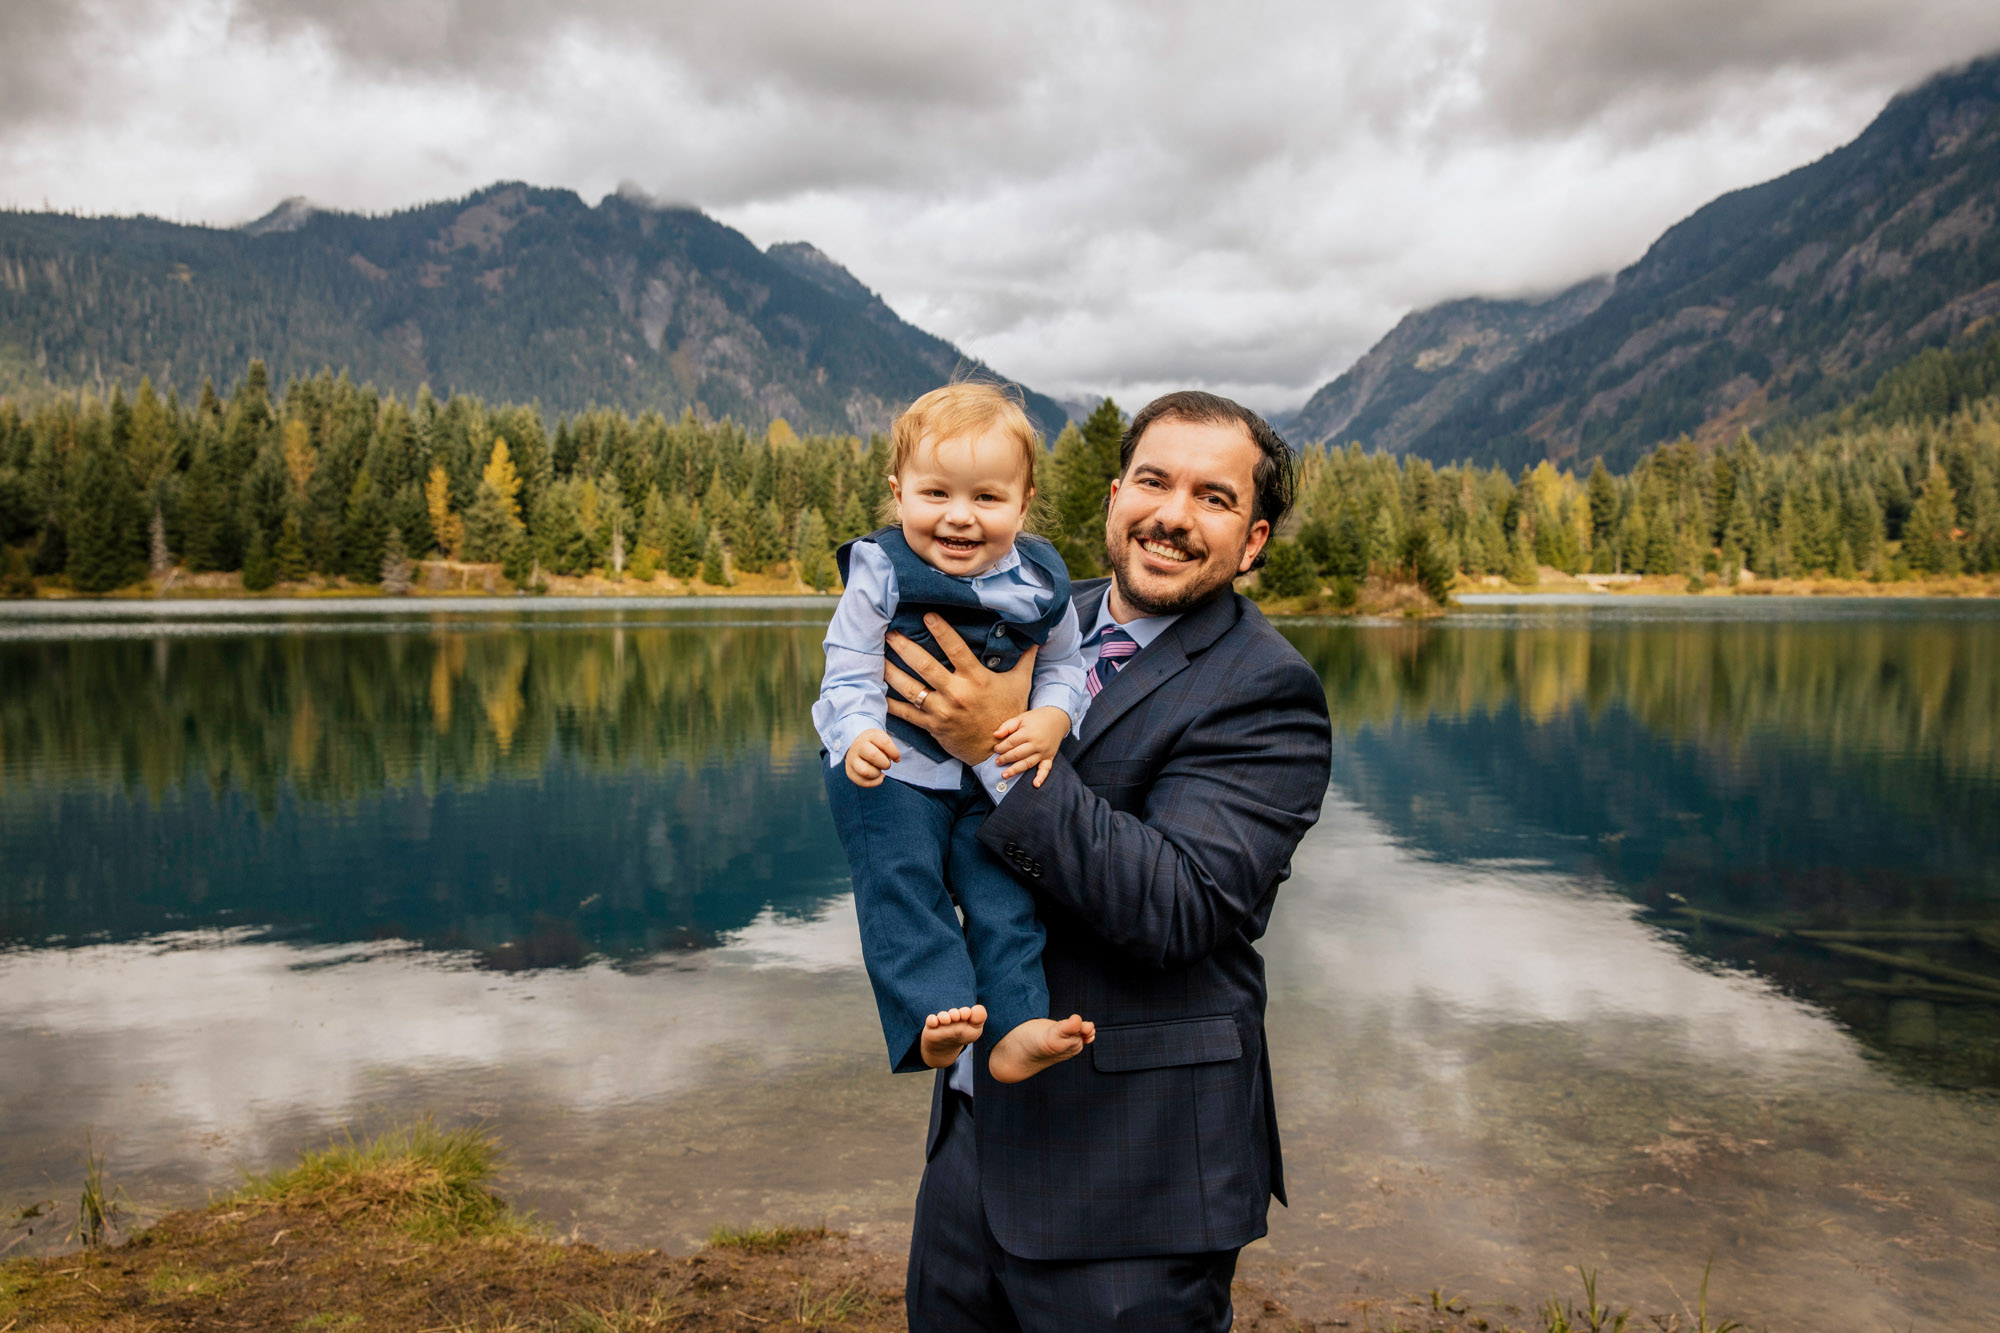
[14,349,2000,599]
[1256,539,1319,598]
[237,1118,525,1242]
[794,507,835,591]
[71,1134,123,1248]
[241,531,276,590]
[699,526,730,586]
[1046,402,1123,576]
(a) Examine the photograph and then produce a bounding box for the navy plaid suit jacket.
[930,577,1332,1261]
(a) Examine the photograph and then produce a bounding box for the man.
[882,390,1334,1330]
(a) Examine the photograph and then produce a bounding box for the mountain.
[1290,275,1613,454]
[1300,52,2000,472]
[0,182,1068,439]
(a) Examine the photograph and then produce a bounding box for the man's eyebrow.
[1131,461,1241,504]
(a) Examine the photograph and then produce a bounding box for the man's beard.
[1105,523,1242,617]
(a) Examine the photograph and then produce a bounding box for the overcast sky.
[3,1,1997,413]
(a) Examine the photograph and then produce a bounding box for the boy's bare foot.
[919,1005,987,1069]
[989,1014,1095,1083]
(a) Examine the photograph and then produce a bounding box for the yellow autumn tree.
[462,437,525,562]
[426,466,463,559]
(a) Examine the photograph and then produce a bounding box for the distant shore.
[5,558,1997,611]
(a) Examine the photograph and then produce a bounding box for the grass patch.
[236,1117,527,1241]
[145,1259,240,1301]
[703,1222,827,1255]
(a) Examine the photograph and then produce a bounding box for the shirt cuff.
[972,754,1019,804]
[1028,683,1084,724]
[818,712,881,766]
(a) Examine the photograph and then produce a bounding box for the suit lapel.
[1074,588,1242,757]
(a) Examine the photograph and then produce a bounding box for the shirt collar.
[956,545,1022,582]
[1087,592,1180,650]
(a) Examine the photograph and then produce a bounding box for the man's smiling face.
[1103,415,1270,619]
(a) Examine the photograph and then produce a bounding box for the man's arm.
[980,656,1331,970]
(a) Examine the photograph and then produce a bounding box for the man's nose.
[1152,485,1196,531]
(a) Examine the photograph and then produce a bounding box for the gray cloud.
[3,0,1998,411]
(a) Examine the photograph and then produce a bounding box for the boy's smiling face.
[890,425,1033,577]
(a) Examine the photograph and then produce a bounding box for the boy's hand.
[992,706,1073,788]
[845,728,901,787]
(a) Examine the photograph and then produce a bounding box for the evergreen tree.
[343,471,389,580]
[833,491,873,545]
[1505,529,1538,585]
[1903,461,1962,574]
[66,426,145,593]
[736,500,784,574]
[1586,459,1619,547]
[462,439,527,564]
[0,545,34,599]
[662,496,702,579]
[275,511,309,583]
[241,530,276,590]
[638,484,670,553]
[794,507,835,591]
[699,526,731,586]
[1048,403,1123,576]
[1258,539,1318,598]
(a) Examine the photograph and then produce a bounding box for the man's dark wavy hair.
[1118,390,1298,571]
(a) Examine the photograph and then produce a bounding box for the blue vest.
[835,527,1072,764]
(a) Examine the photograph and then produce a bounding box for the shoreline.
[0,1123,1742,1333]
[8,562,1997,611]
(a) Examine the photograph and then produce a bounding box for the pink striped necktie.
[1086,626,1139,698]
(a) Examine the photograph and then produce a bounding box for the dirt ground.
[0,1202,1631,1333]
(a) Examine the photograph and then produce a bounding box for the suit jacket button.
[1003,841,1020,856]
[986,656,1002,668]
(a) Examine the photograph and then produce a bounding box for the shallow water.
[2,596,1996,1327]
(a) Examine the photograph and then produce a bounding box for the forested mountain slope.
[1291,275,1613,455]
[0,183,1067,439]
[1300,52,2000,472]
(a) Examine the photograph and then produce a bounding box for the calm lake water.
[2,595,1997,1328]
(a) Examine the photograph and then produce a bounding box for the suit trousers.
[907,1089,1239,1332]
[823,765,1049,1072]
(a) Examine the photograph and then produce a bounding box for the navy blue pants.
[907,1090,1239,1331]
[823,766,1048,1072]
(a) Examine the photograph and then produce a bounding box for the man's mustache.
[1130,524,1204,558]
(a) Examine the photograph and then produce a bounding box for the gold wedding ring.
[913,687,931,710]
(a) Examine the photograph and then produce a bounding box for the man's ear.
[1237,519,1272,574]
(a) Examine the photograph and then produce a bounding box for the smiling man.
[882,390,1335,1331]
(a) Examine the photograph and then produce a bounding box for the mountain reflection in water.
[2,597,1997,1086]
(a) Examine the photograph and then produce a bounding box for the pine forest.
[4,335,2000,602]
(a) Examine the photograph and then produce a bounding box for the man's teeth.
[1141,539,1191,562]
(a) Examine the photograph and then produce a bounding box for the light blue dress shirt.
[947,595,1183,1095]
[814,539,1088,794]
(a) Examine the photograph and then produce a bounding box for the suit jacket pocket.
[1091,1015,1242,1073]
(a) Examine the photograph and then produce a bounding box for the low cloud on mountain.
[3,0,1996,411]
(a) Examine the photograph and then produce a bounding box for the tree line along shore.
[4,334,2000,607]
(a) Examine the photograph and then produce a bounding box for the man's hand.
[885,615,1036,766]
[844,728,901,787]
[993,706,1072,788]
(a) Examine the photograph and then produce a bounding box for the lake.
[2,595,1996,1328]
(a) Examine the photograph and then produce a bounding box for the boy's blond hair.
[890,381,1042,491]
